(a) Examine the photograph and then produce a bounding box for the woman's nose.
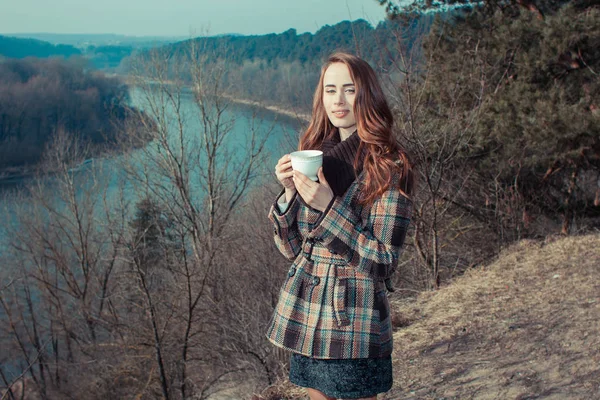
[334,91,345,105]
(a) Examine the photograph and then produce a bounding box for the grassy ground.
[257,233,600,400]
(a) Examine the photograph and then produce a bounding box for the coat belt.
[300,238,392,293]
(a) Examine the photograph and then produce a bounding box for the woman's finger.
[277,159,292,169]
[277,157,290,165]
[293,173,318,200]
[294,170,315,184]
[317,167,330,188]
[279,171,294,179]
[276,162,292,174]
[276,156,290,170]
[295,182,311,202]
[293,172,311,190]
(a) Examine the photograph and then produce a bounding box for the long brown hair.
[299,52,414,205]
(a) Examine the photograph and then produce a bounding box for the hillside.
[5,33,187,47]
[140,17,432,115]
[165,17,430,67]
[0,35,80,58]
[260,233,600,399]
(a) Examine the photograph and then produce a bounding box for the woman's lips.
[333,110,349,117]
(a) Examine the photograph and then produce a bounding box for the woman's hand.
[293,167,334,212]
[275,154,297,201]
[275,154,295,190]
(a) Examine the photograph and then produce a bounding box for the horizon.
[0,0,387,38]
[2,32,189,39]
[0,18,374,40]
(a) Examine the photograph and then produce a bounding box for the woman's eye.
[345,88,356,94]
[325,89,336,94]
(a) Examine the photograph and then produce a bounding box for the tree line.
[0,35,81,59]
[154,17,431,111]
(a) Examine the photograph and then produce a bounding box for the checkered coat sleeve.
[269,191,303,261]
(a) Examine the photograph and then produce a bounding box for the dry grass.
[250,377,308,400]
[253,233,600,400]
[386,233,600,399]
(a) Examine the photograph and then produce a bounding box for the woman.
[266,52,414,400]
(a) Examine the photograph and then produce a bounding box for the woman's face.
[322,62,357,138]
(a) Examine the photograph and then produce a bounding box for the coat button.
[329,248,338,255]
[312,276,320,286]
[288,267,296,277]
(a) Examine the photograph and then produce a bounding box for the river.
[0,86,304,263]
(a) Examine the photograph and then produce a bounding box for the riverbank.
[221,95,310,123]
[123,75,311,123]
[0,166,37,187]
[0,158,99,189]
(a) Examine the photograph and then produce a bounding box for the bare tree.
[378,18,493,290]
[115,36,276,399]
[0,128,129,399]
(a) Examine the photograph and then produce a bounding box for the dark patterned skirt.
[289,352,393,399]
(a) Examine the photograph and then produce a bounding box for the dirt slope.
[386,233,600,400]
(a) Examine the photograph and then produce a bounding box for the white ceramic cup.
[289,150,323,181]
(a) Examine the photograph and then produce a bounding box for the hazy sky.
[0,0,388,37]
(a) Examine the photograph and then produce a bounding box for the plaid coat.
[265,170,412,359]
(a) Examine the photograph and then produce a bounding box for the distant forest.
[0,18,431,90]
[0,58,145,172]
[0,17,430,78]
[166,19,423,65]
[0,35,81,59]
[149,17,432,111]
[0,35,171,70]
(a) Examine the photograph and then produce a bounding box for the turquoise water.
[0,87,304,261]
